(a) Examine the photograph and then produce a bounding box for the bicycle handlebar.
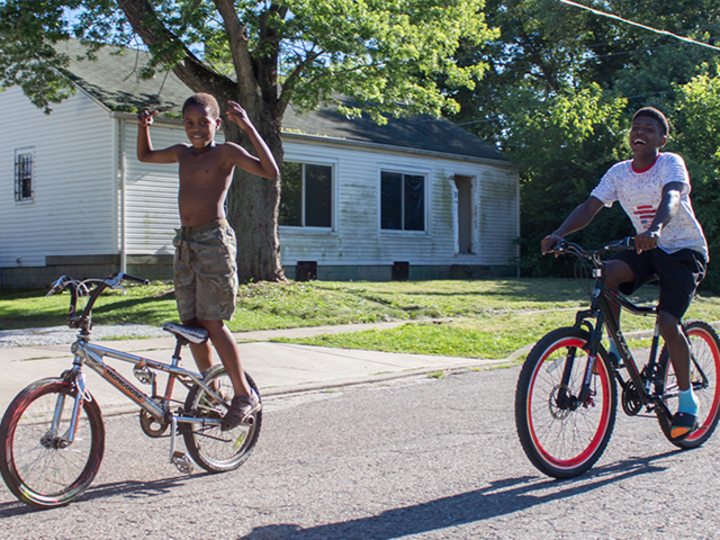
[549,237,635,265]
[123,273,151,286]
[47,272,150,329]
[103,272,150,288]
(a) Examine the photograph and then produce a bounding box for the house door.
[453,175,473,254]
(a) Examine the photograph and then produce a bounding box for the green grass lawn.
[1,278,718,360]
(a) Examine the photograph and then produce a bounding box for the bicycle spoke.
[516,328,616,478]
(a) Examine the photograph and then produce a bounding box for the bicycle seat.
[162,322,209,344]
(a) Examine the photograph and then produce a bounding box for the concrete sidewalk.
[0,322,513,415]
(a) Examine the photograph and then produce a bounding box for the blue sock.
[607,317,621,359]
[678,388,699,416]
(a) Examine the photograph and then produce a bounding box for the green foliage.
[282,321,536,359]
[505,85,633,276]
[671,66,720,290]
[0,0,497,121]
[0,0,79,111]
[0,282,177,330]
[275,0,497,120]
[446,0,720,287]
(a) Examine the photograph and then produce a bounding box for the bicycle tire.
[0,377,105,509]
[515,327,617,478]
[657,320,720,449]
[183,366,261,473]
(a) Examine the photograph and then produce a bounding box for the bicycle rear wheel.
[515,327,617,478]
[183,366,261,473]
[657,320,720,448]
[0,378,105,509]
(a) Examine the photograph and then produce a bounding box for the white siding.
[121,121,185,255]
[0,87,116,268]
[477,167,521,263]
[278,139,519,267]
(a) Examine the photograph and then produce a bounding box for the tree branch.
[517,24,559,93]
[116,0,234,95]
[212,0,259,103]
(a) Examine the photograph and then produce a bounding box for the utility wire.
[558,0,720,53]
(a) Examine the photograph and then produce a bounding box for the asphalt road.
[2,365,720,540]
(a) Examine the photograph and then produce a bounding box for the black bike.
[515,238,720,478]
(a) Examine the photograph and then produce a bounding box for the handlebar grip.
[46,275,69,297]
[123,273,150,286]
[605,236,635,251]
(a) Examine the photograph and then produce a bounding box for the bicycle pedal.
[171,451,194,474]
[241,413,257,427]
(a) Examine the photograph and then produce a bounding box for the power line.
[558,0,720,53]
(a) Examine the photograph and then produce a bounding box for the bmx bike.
[0,272,261,509]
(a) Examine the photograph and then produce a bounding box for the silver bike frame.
[59,338,227,461]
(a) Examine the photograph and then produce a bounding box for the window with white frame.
[279,161,333,228]
[14,149,34,202]
[380,170,426,231]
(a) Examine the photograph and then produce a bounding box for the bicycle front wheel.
[657,320,720,448]
[0,378,105,509]
[183,366,261,473]
[515,327,617,478]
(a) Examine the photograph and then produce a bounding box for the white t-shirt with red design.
[590,152,708,261]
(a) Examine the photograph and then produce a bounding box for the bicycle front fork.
[45,371,89,448]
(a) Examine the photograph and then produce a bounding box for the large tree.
[0,0,496,281]
[442,0,720,283]
[448,0,720,145]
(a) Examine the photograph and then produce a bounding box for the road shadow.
[0,472,211,516]
[237,450,677,540]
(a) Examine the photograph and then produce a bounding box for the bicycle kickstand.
[169,417,194,474]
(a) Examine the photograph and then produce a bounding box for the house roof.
[59,40,507,163]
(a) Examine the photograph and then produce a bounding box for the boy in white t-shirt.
[541,107,708,441]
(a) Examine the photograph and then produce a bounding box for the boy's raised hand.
[226,101,252,130]
[137,110,157,127]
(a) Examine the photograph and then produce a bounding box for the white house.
[0,41,519,288]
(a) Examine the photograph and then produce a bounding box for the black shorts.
[610,248,706,320]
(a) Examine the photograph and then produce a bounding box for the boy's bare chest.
[178,149,233,183]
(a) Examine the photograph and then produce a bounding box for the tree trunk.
[223,103,286,283]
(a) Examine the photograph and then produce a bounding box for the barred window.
[15,150,34,202]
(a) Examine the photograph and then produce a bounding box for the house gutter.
[119,119,127,273]
[110,114,128,273]
[281,131,514,169]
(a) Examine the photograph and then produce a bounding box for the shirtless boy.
[137,93,279,430]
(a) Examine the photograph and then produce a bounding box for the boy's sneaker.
[221,391,261,431]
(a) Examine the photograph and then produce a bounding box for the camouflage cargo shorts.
[172,219,238,322]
